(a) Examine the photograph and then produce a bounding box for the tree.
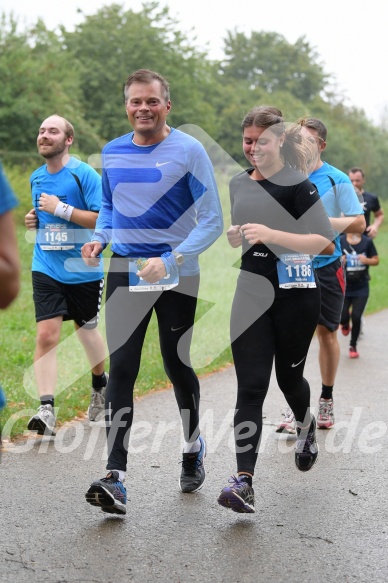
[0,14,102,155]
[221,31,328,103]
[1,6,387,200]
[62,2,221,142]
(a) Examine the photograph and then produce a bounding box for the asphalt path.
[1,310,387,583]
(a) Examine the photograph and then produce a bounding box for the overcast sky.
[3,0,388,124]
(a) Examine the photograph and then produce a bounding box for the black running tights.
[104,262,200,471]
[231,272,321,475]
[341,295,368,348]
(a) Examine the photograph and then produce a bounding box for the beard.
[38,138,68,159]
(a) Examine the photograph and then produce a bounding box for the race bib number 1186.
[277,253,316,289]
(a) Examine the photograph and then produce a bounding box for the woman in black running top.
[218,106,335,514]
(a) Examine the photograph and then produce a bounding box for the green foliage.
[1,163,35,224]
[221,31,327,102]
[0,14,103,155]
[364,210,388,313]
[316,103,388,198]
[1,3,388,198]
[62,2,218,141]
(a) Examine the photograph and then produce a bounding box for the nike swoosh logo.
[171,325,185,332]
[156,161,171,167]
[309,190,316,195]
[291,356,306,368]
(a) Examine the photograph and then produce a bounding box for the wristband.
[161,252,179,278]
[54,202,74,222]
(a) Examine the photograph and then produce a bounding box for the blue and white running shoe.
[179,435,206,493]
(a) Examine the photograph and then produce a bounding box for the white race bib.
[277,253,316,289]
[38,224,75,250]
[128,259,179,292]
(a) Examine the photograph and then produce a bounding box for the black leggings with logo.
[231,271,321,475]
[104,257,200,471]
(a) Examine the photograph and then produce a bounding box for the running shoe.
[85,471,127,515]
[27,404,56,435]
[349,346,359,359]
[275,407,296,434]
[88,373,109,422]
[317,398,335,429]
[218,475,255,513]
[179,435,206,493]
[340,324,350,336]
[295,415,318,472]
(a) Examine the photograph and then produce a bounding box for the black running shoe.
[295,415,319,472]
[179,435,206,493]
[85,471,127,515]
[218,475,255,513]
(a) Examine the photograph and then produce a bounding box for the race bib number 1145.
[38,223,75,250]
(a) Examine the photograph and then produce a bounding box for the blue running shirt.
[0,161,18,214]
[93,128,223,276]
[30,158,103,284]
[310,162,364,269]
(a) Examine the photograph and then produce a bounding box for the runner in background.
[276,117,365,433]
[25,115,107,436]
[348,167,384,338]
[348,167,384,239]
[340,231,379,358]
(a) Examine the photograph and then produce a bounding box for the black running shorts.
[32,271,104,329]
[316,258,345,332]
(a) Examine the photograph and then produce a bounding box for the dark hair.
[297,116,327,141]
[242,106,284,131]
[242,106,315,174]
[349,166,365,177]
[124,69,170,102]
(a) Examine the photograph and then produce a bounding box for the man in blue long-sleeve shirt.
[82,69,223,515]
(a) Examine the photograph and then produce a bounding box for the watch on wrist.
[172,251,184,266]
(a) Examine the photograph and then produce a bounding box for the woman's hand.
[226,225,243,248]
[240,223,272,245]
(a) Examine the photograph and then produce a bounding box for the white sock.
[112,470,126,483]
[183,437,201,454]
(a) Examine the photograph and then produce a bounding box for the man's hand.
[81,241,103,266]
[227,225,243,248]
[366,224,378,239]
[38,193,60,214]
[25,208,37,230]
[137,257,167,283]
